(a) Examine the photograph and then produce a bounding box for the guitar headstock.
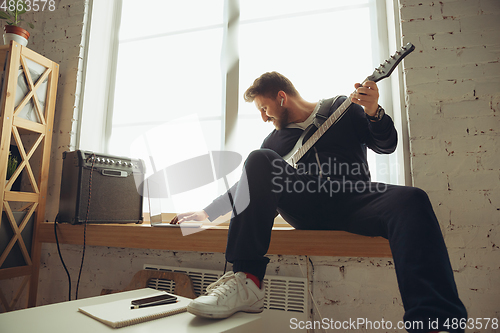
[367,43,415,82]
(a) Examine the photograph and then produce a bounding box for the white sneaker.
[187,271,265,319]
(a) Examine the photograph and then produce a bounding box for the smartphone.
[131,293,177,308]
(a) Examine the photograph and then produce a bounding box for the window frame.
[79,0,410,199]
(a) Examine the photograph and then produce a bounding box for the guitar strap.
[313,95,341,128]
[300,95,342,145]
[282,95,343,167]
[300,95,342,178]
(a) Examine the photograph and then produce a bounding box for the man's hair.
[243,71,299,103]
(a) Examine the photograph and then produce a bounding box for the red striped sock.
[245,273,261,289]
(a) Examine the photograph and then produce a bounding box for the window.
[80,0,406,216]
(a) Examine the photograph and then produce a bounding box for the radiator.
[143,264,308,332]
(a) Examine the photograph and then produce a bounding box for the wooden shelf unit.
[0,41,59,311]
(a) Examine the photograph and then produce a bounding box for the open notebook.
[78,291,191,328]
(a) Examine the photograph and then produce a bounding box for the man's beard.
[271,108,290,130]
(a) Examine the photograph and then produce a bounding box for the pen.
[130,299,177,310]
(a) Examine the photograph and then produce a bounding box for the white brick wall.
[1,0,498,331]
[401,0,500,328]
[22,0,90,221]
[0,0,89,310]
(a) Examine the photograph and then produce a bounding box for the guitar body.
[282,123,317,162]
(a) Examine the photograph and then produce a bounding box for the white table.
[0,288,262,333]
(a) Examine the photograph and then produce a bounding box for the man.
[171,72,467,333]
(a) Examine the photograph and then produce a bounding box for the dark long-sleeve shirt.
[204,96,397,220]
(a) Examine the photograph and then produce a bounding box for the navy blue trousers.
[226,149,467,333]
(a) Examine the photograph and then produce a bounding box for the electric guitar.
[283,42,415,168]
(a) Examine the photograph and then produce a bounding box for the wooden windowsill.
[38,222,392,258]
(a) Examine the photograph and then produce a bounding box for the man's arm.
[170,210,208,224]
[203,181,239,221]
[170,181,238,224]
[350,81,397,153]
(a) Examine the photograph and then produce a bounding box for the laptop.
[147,181,202,229]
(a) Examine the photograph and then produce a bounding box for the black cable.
[54,214,72,301]
[222,176,236,276]
[75,153,95,300]
[75,218,87,300]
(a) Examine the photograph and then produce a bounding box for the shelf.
[38,222,392,258]
[0,41,59,309]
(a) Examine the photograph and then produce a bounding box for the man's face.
[254,94,289,130]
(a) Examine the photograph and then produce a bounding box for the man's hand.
[170,210,208,224]
[350,81,379,116]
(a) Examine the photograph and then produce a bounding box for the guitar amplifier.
[58,150,145,224]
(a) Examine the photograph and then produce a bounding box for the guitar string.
[289,71,378,166]
[290,92,355,165]
[290,42,414,165]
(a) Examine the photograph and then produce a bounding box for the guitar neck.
[285,43,415,167]
[287,89,356,166]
